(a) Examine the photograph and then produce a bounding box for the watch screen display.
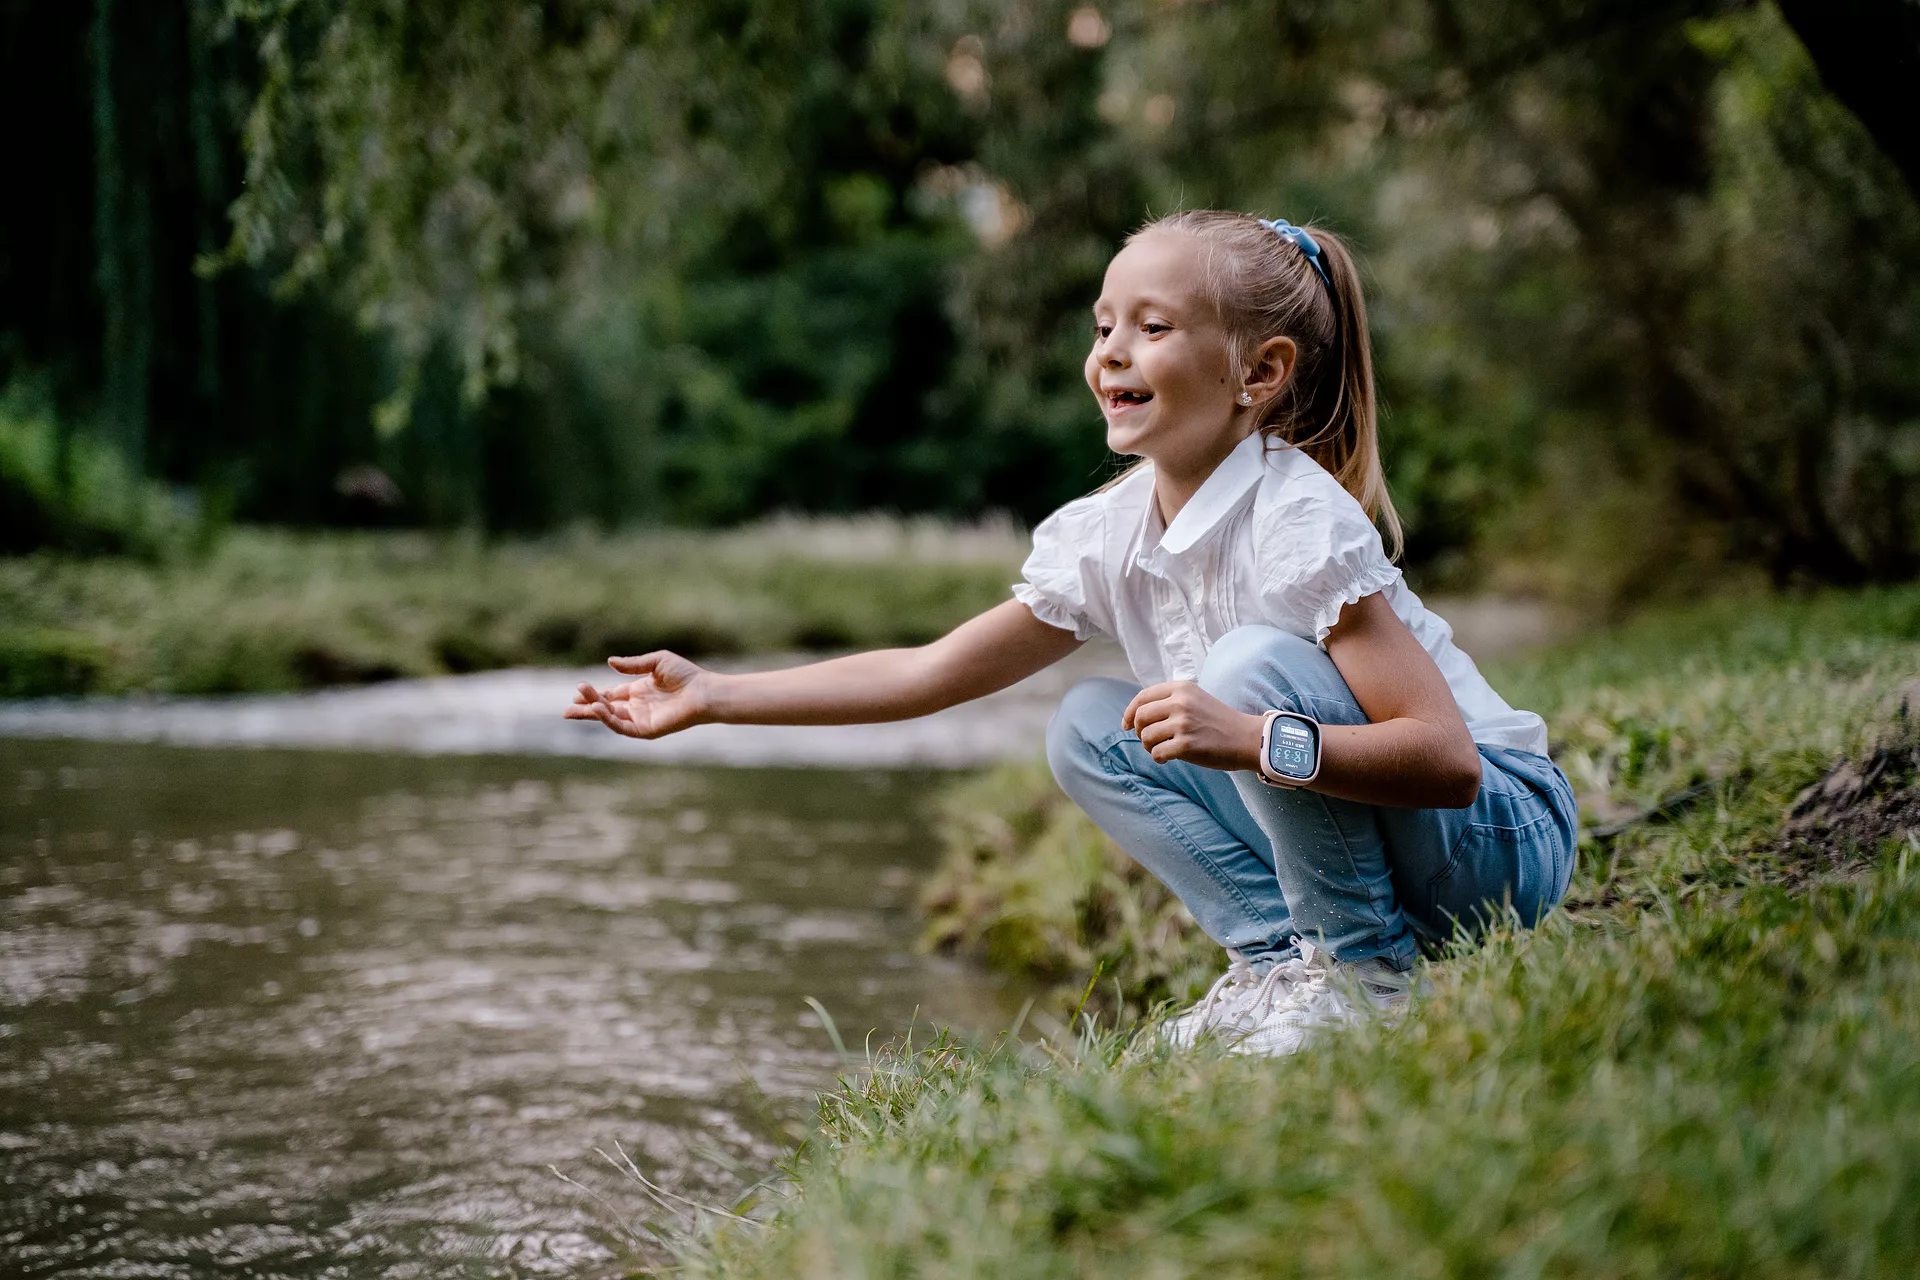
[1268,717,1318,780]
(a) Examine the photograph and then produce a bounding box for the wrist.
[690,671,729,725]
[1234,711,1266,771]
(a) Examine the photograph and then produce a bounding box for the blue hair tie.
[1260,218,1335,299]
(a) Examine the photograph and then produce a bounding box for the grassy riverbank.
[0,519,1026,698]
[677,585,1920,1277]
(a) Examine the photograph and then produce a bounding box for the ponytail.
[1287,229,1400,558]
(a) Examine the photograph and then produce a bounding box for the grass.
[0,517,1027,697]
[669,584,1920,1278]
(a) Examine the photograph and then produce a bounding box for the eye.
[1142,323,1170,336]
[1093,322,1113,339]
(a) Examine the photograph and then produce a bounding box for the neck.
[1149,427,1255,525]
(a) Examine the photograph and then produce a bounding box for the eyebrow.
[1092,293,1183,315]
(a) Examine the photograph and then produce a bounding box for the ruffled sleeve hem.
[1307,561,1402,647]
[1013,581,1102,641]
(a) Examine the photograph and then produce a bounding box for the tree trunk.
[91,0,153,469]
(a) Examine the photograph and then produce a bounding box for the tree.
[1775,0,1920,197]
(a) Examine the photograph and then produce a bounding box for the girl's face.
[1085,231,1243,473]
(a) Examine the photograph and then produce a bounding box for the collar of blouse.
[1129,430,1272,575]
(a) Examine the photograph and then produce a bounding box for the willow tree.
[221,0,1009,526]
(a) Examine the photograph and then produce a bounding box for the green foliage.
[0,631,115,699]
[0,519,1024,696]
[6,0,1917,586]
[0,384,200,557]
[215,0,1920,581]
[678,587,1920,1277]
[219,0,1023,524]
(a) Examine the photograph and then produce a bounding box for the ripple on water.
[0,741,1020,1278]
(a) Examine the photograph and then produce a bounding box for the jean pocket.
[1426,805,1561,937]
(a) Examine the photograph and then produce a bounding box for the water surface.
[1,740,1016,1277]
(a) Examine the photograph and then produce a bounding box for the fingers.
[564,699,622,724]
[1136,717,1177,751]
[1124,683,1181,732]
[608,652,671,676]
[593,700,650,739]
[563,694,652,739]
[1129,681,1209,764]
[564,701,609,724]
[1141,725,1184,764]
[574,681,633,709]
[1139,716,1190,764]
[597,681,643,702]
[575,678,653,712]
[564,703,633,737]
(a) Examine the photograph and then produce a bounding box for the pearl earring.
[1237,391,1253,405]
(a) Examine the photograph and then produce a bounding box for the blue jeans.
[1046,626,1578,972]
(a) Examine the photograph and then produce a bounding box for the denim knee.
[1197,625,1320,715]
[1045,677,1136,796]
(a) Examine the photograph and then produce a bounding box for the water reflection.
[1,741,1016,1277]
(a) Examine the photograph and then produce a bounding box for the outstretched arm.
[565,599,1083,739]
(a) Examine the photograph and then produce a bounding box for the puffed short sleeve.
[1256,490,1401,645]
[1013,498,1113,642]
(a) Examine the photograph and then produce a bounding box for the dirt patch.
[1781,709,1920,884]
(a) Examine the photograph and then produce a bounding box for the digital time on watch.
[1257,709,1322,788]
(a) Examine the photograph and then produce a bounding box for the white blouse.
[1014,431,1550,758]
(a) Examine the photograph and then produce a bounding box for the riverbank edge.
[669,584,1920,1276]
[0,522,1029,698]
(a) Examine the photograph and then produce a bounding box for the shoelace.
[1283,943,1406,1026]
[1254,951,1315,1010]
[1195,951,1316,1033]
[1191,959,1260,1026]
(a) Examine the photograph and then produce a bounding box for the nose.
[1097,333,1129,368]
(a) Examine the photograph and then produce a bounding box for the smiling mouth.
[1105,389,1153,411]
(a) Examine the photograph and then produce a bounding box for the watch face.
[1268,716,1318,781]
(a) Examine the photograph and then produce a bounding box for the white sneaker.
[1161,949,1314,1050]
[1229,939,1413,1059]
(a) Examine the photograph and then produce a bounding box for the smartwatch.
[1257,709,1322,788]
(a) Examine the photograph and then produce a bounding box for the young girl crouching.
[567,210,1578,1057]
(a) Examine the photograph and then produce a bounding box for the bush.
[0,629,113,698]
[0,385,199,558]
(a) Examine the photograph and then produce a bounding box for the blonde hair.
[1127,210,1402,559]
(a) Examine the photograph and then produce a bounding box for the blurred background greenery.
[3,0,1917,633]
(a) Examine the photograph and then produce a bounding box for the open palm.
[564,651,711,740]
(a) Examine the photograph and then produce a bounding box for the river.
[1,739,1021,1277]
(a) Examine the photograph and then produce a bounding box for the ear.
[1241,336,1297,406]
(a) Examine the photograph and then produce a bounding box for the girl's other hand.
[1122,680,1263,771]
[564,651,713,740]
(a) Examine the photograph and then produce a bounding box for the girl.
[567,210,1577,1057]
